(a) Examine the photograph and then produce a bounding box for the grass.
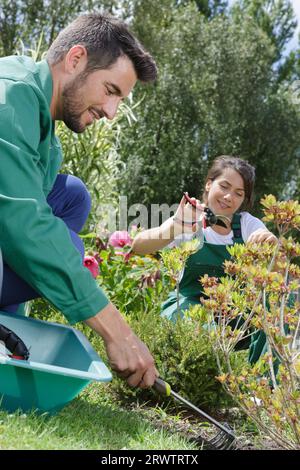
[0,383,197,450]
[0,302,203,450]
[0,302,272,450]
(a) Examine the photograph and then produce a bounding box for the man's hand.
[247,228,277,244]
[85,303,159,388]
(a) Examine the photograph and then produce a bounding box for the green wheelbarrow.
[0,247,112,414]
[0,311,112,414]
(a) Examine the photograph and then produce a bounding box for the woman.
[132,156,277,361]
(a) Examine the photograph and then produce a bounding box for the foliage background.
[1,1,300,446]
[1,0,300,222]
[30,244,234,410]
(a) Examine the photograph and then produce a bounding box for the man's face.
[61,55,137,133]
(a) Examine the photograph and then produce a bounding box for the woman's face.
[205,168,246,217]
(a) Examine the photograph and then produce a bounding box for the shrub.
[120,307,233,410]
[32,230,231,410]
[194,195,300,449]
[83,232,233,409]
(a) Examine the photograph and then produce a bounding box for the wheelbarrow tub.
[0,311,112,414]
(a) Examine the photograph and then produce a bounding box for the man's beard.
[61,73,88,133]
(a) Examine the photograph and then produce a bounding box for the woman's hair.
[46,12,157,83]
[202,155,256,211]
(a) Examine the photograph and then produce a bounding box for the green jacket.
[0,55,109,324]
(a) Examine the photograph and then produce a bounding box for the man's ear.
[64,45,88,76]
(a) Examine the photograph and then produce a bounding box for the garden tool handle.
[153,378,172,396]
[153,377,236,438]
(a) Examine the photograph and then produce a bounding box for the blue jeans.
[0,174,91,312]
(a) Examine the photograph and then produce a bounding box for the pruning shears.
[183,192,230,229]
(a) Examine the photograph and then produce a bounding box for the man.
[0,13,159,388]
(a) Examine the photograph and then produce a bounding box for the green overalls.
[161,214,267,364]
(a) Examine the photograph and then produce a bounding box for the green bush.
[197,196,300,449]
[95,249,169,317]
[117,309,232,410]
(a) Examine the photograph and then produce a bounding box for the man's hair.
[46,12,157,82]
[202,155,256,211]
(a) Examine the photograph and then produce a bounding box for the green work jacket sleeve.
[0,79,109,324]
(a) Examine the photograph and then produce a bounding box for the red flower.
[83,256,99,278]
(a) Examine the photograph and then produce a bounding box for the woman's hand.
[131,194,205,255]
[247,228,277,244]
[173,195,205,234]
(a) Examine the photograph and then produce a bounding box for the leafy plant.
[99,305,231,410]
[31,236,230,410]
[57,99,139,231]
[95,248,168,316]
[193,195,300,449]
[160,239,201,316]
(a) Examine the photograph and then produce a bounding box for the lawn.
[0,382,198,450]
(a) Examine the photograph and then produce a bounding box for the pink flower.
[108,231,132,248]
[83,256,99,278]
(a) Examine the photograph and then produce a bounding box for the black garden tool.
[153,378,236,450]
[0,323,30,360]
[0,247,30,361]
[183,192,231,229]
[203,207,230,230]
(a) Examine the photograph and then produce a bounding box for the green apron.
[161,214,266,364]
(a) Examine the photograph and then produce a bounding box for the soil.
[127,402,284,450]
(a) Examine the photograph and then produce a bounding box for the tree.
[0,0,119,56]
[118,2,300,216]
[231,0,297,59]
[231,0,298,83]
[0,0,19,56]
[176,0,228,17]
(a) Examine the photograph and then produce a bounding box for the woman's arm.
[132,217,179,255]
[132,196,204,255]
[241,213,277,245]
